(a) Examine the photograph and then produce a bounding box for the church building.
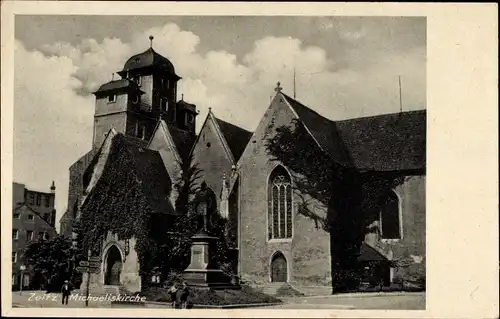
[61,39,426,294]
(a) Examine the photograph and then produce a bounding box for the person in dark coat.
[61,280,71,305]
[179,281,190,309]
[167,283,178,309]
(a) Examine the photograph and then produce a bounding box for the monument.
[183,182,239,289]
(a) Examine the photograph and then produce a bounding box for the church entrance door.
[271,252,287,282]
[104,246,122,285]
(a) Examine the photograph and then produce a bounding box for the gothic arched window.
[268,166,293,240]
[380,190,402,240]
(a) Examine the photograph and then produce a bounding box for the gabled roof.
[82,132,175,216]
[166,123,196,161]
[358,242,389,262]
[281,93,426,172]
[213,116,253,162]
[282,93,354,167]
[13,203,57,232]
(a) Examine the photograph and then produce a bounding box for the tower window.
[27,214,34,221]
[27,231,34,241]
[12,252,17,263]
[13,229,19,240]
[36,194,41,206]
[166,79,170,89]
[135,122,147,140]
[108,94,116,103]
[185,113,195,125]
[160,98,168,112]
[44,195,50,207]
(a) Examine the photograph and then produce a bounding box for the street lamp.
[19,265,26,295]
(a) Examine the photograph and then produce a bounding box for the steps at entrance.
[256,283,304,297]
[103,285,120,295]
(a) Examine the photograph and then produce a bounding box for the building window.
[160,98,168,112]
[27,231,34,241]
[268,166,293,240]
[44,195,50,207]
[185,113,195,125]
[43,213,49,221]
[135,122,147,140]
[12,275,16,285]
[380,190,402,240]
[28,193,34,205]
[108,94,116,103]
[12,252,17,263]
[36,194,41,206]
[166,79,170,89]
[13,213,20,219]
[133,76,142,87]
[13,229,19,240]
[41,232,49,240]
[27,214,34,221]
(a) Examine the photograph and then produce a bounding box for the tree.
[266,119,405,293]
[24,235,75,292]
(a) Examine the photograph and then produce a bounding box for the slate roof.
[119,135,176,216]
[166,123,196,161]
[282,93,426,172]
[336,110,426,171]
[358,243,389,262]
[214,117,253,162]
[94,79,142,94]
[122,48,177,75]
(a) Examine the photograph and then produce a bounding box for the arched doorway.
[270,252,287,282]
[104,246,122,285]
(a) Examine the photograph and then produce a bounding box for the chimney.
[50,181,56,194]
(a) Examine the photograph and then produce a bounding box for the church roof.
[82,133,175,216]
[282,93,426,172]
[94,79,142,94]
[336,110,426,172]
[213,117,253,162]
[166,123,196,161]
[122,48,176,75]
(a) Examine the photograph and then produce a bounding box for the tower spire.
[149,35,154,48]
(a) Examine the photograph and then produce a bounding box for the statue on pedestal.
[194,182,216,234]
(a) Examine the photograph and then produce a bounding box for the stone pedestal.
[183,232,239,289]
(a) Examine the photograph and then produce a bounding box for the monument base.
[183,232,240,290]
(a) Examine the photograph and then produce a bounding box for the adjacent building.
[12,182,58,290]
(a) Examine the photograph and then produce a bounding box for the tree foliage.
[24,235,76,292]
[265,119,408,292]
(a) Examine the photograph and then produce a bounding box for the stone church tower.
[92,36,197,150]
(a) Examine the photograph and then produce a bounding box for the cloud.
[14,22,426,227]
[14,40,94,229]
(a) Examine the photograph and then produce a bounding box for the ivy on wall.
[265,119,417,292]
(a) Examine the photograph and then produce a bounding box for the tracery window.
[268,166,292,240]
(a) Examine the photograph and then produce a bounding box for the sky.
[13,15,426,229]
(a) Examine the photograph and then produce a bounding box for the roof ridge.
[336,109,427,123]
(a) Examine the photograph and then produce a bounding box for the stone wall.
[236,95,332,286]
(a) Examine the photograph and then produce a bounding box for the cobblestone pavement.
[11,290,425,310]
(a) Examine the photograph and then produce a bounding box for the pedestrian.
[180,281,190,309]
[61,280,71,305]
[167,282,178,309]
